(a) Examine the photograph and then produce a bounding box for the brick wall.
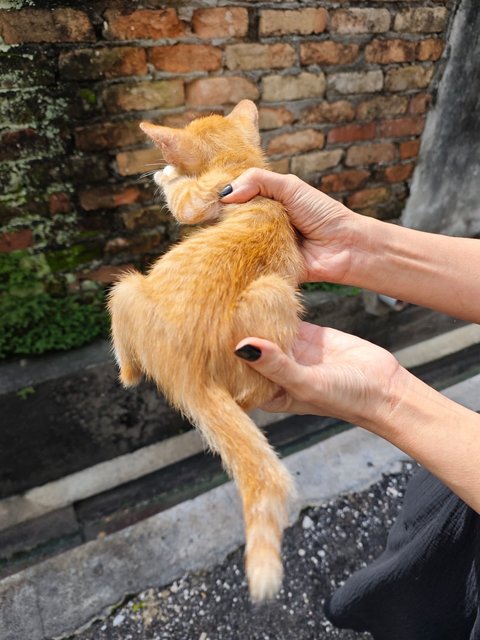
[0,1,455,284]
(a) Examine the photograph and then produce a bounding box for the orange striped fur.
[108,101,305,602]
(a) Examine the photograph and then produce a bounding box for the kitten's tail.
[187,385,295,603]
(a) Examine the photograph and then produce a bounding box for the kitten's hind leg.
[114,345,142,388]
[110,322,142,387]
[108,274,143,387]
[234,274,303,361]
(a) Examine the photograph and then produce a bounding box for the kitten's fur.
[108,100,305,602]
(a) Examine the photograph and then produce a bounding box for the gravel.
[73,463,416,640]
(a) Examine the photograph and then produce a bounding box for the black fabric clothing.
[324,468,480,639]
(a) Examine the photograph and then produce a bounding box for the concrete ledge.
[0,430,204,532]
[394,323,480,369]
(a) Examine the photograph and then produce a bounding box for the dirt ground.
[74,463,415,640]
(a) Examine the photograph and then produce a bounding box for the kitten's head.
[140,100,263,176]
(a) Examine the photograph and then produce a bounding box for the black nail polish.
[218,184,233,198]
[234,345,262,362]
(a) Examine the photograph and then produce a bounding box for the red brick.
[0,127,41,161]
[330,9,390,34]
[365,38,416,64]
[186,77,259,106]
[399,139,420,159]
[328,122,376,145]
[75,121,144,152]
[161,110,223,128]
[377,116,425,138]
[384,163,414,183]
[104,9,184,40]
[394,8,448,33]
[259,107,295,130]
[267,129,325,156]
[259,8,328,36]
[59,47,147,80]
[116,148,164,176]
[328,70,383,95]
[225,43,295,71]
[409,93,432,115]
[347,187,391,209]
[356,96,408,121]
[0,229,33,252]
[104,237,130,254]
[79,186,143,211]
[321,170,370,193]
[301,101,355,124]
[103,80,185,113]
[105,230,166,256]
[70,155,110,183]
[150,45,222,73]
[81,264,133,284]
[346,143,396,167]
[416,38,444,61]
[385,65,434,92]
[0,9,94,44]
[49,192,71,215]
[262,73,325,102]
[300,41,359,66]
[269,158,290,174]
[192,8,248,38]
[291,149,343,177]
[122,205,170,231]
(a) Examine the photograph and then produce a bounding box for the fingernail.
[218,184,233,198]
[234,344,262,362]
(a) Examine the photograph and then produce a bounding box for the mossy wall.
[0,0,455,358]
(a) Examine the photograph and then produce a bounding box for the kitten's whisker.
[138,170,159,180]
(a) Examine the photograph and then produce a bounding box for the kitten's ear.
[227,100,259,129]
[139,122,186,165]
[227,100,260,146]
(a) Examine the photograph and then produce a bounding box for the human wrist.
[358,362,414,438]
[338,213,388,289]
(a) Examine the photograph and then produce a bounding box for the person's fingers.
[234,337,307,396]
[219,168,294,205]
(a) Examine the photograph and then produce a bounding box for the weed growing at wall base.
[301,282,361,296]
[0,250,109,359]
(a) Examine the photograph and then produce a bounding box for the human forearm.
[221,170,480,322]
[364,368,480,513]
[344,214,480,323]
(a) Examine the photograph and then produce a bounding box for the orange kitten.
[108,100,305,602]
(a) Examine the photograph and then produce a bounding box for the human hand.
[220,169,357,284]
[237,324,480,515]
[235,321,406,429]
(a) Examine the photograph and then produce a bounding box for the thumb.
[219,168,262,204]
[234,337,306,392]
[219,168,288,205]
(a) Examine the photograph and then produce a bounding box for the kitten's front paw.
[154,165,179,187]
[163,164,177,177]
